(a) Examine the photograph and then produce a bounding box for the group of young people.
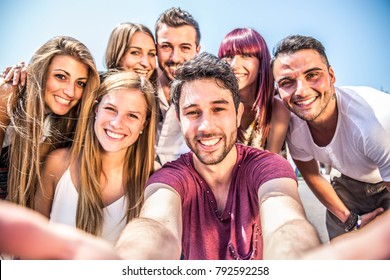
[0,6,389,260]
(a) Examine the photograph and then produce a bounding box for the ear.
[196,44,201,55]
[328,66,336,85]
[236,102,244,128]
[142,118,149,131]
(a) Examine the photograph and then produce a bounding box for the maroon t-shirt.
[147,144,296,260]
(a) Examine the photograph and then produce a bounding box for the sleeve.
[146,157,191,199]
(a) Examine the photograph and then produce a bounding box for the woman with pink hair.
[218,28,290,154]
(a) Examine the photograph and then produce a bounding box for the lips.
[54,95,71,105]
[134,69,149,77]
[294,96,317,107]
[199,138,220,147]
[105,129,125,140]
[234,72,246,79]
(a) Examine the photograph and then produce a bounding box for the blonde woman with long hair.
[35,71,156,244]
[0,36,99,206]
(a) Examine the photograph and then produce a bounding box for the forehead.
[157,24,197,45]
[180,79,233,107]
[129,32,155,49]
[101,89,147,109]
[48,54,88,72]
[273,49,327,75]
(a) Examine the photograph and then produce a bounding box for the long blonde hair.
[104,22,157,87]
[7,36,99,208]
[71,70,156,235]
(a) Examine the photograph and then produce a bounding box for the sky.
[1,0,389,92]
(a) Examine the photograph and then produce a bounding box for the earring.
[140,130,143,134]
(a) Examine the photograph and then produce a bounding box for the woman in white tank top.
[35,71,157,244]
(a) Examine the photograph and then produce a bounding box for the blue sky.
[1,0,389,92]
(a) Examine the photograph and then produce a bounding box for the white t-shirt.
[155,81,190,166]
[287,86,390,183]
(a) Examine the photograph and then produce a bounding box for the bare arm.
[259,177,321,259]
[115,183,182,259]
[304,210,390,259]
[0,201,119,259]
[265,97,290,154]
[295,159,383,226]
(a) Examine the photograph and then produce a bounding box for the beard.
[185,130,237,166]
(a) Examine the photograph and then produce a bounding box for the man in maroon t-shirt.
[115,52,321,259]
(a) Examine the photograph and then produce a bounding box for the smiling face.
[44,54,89,115]
[224,54,260,92]
[119,31,157,79]
[156,24,200,81]
[179,79,243,166]
[94,88,147,154]
[273,49,336,122]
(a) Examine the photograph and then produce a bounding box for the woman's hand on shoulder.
[1,62,27,86]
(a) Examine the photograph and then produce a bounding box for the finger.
[13,68,21,86]
[20,67,27,87]
[3,66,13,82]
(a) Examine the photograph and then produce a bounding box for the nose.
[110,113,124,128]
[295,79,311,97]
[198,113,214,132]
[140,54,151,68]
[170,47,181,63]
[230,55,241,68]
[63,83,74,97]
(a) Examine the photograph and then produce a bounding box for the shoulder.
[272,97,291,120]
[43,148,71,177]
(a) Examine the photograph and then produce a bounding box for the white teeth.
[200,138,219,146]
[106,130,125,139]
[234,73,245,78]
[55,96,71,105]
[296,97,316,106]
[135,70,148,76]
[169,65,178,71]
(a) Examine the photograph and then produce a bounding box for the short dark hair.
[271,35,330,68]
[155,7,201,47]
[170,52,240,116]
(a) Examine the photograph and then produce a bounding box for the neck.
[308,94,338,147]
[158,68,172,104]
[100,150,126,174]
[193,144,237,190]
[239,85,257,129]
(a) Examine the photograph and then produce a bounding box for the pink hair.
[218,28,274,147]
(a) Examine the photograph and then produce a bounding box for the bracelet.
[344,211,359,232]
[354,215,362,231]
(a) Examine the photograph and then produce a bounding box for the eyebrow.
[129,46,156,51]
[276,67,324,83]
[104,102,143,115]
[303,67,323,74]
[52,68,88,80]
[182,99,230,110]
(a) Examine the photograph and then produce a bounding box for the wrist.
[344,211,361,232]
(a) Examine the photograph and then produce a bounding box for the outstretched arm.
[259,177,321,259]
[115,183,182,259]
[304,210,390,259]
[0,201,119,259]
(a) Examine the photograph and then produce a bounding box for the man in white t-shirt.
[271,34,390,239]
[154,7,201,165]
